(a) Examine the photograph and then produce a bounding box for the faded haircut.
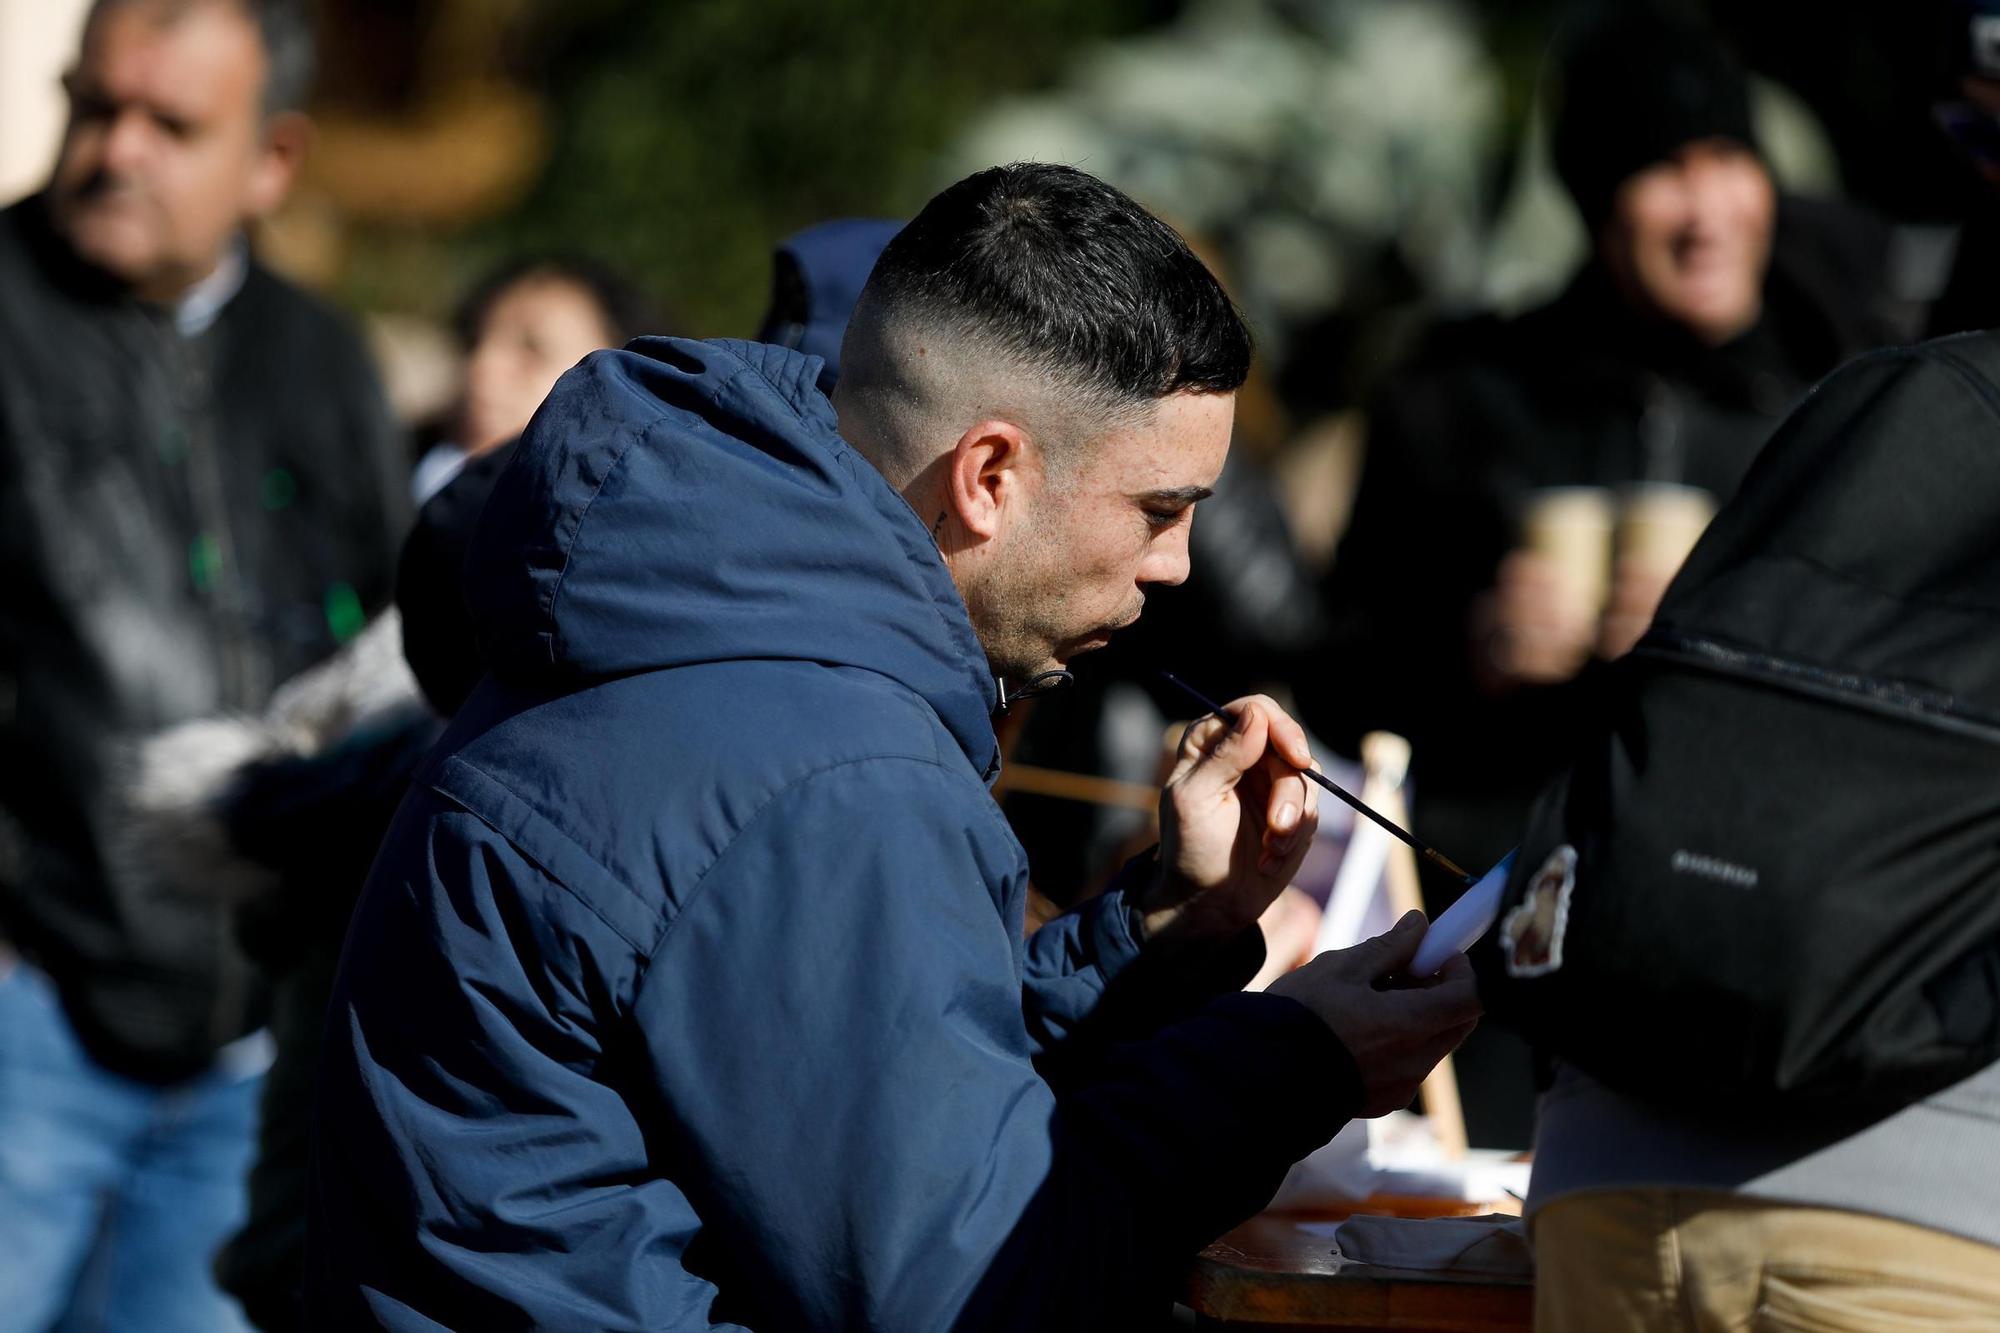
[836,163,1251,484]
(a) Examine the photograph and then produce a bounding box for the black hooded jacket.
[1310,199,1898,877]
[0,196,408,1082]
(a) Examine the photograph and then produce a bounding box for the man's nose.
[1682,160,1745,234]
[1139,530,1192,588]
[100,109,154,174]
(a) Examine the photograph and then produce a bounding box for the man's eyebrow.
[1134,485,1214,506]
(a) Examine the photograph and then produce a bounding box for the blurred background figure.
[0,0,407,1329]
[410,254,662,503]
[1303,0,1899,1144]
[1531,9,2000,1324]
[1310,1,1892,905]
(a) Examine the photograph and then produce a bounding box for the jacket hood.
[465,336,998,775]
[754,218,901,388]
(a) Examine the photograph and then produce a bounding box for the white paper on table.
[1265,1119,1376,1211]
[1265,1112,1531,1213]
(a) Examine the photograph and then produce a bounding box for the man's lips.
[1062,610,1143,654]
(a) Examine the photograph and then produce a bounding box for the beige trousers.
[1534,1189,2000,1332]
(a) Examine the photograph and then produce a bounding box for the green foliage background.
[343,0,1167,336]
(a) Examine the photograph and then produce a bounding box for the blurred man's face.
[458,275,620,455]
[1599,138,1774,347]
[968,390,1233,682]
[48,0,296,302]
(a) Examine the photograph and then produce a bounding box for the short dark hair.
[91,0,315,115]
[243,0,314,115]
[857,163,1251,406]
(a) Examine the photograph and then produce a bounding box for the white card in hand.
[1409,851,1517,978]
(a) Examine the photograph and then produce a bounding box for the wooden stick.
[1361,732,1470,1162]
[992,763,1160,814]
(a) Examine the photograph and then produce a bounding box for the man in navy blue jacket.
[309,163,1480,1329]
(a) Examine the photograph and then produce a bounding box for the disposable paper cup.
[1617,483,1715,575]
[1522,487,1614,620]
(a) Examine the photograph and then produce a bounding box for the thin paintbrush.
[1158,670,1475,884]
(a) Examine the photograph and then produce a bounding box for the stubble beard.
[964,501,1079,685]
[968,571,1066,685]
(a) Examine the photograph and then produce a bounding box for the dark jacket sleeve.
[635,756,1359,1330]
[1021,849,1270,1063]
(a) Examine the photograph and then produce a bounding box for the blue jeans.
[0,959,261,1333]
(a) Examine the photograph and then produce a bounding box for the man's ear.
[245,111,313,219]
[944,418,1043,541]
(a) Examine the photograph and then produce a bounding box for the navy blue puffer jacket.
[308,338,1358,1330]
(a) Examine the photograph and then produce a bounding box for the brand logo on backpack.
[1500,845,1576,978]
[1669,849,1759,889]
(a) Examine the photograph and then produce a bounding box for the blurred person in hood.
[1306,0,1899,1148]
[1527,4,2000,1327]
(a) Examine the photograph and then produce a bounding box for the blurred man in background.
[1321,2,1892,869]
[0,0,407,1327]
[1310,0,1896,1146]
[1528,4,2000,1324]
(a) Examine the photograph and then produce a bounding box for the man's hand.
[1472,551,1597,693]
[1139,694,1320,948]
[1269,912,1481,1117]
[1596,557,1674,661]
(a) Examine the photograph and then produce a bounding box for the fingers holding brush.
[1251,705,1319,877]
[1158,670,1473,885]
[1147,694,1321,946]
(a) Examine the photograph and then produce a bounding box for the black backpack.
[1473,334,2000,1124]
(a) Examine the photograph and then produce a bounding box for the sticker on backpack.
[1500,844,1576,978]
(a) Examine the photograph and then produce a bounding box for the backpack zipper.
[1635,632,2000,746]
